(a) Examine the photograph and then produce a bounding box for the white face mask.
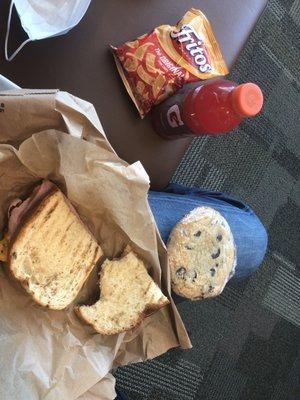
[5,0,92,61]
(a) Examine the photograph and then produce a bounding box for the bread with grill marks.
[8,188,103,310]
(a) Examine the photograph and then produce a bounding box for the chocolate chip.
[194,230,201,237]
[185,245,193,250]
[216,234,222,241]
[191,270,197,282]
[211,248,220,259]
[176,267,186,279]
[210,268,216,277]
[208,285,214,293]
[12,252,17,259]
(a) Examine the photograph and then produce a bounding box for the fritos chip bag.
[111,8,228,118]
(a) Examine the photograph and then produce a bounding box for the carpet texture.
[114,0,300,399]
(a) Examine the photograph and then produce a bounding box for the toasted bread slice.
[77,250,169,334]
[9,189,103,310]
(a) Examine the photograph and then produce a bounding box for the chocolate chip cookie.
[168,207,236,299]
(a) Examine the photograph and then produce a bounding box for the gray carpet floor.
[114,0,300,399]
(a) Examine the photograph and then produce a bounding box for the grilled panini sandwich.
[4,181,103,310]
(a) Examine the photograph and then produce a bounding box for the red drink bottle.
[151,79,264,139]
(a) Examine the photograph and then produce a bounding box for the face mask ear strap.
[5,0,32,61]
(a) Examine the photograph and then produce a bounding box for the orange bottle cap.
[232,83,264,117]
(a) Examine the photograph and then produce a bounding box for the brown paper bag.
[0,90,191,400]
[77,373,117,400]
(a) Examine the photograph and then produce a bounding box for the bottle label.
[153,92,195,138]
[167,104,184,128]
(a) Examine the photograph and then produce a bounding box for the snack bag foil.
[111,8,228,118]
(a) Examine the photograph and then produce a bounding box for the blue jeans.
[148,183,268,282]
